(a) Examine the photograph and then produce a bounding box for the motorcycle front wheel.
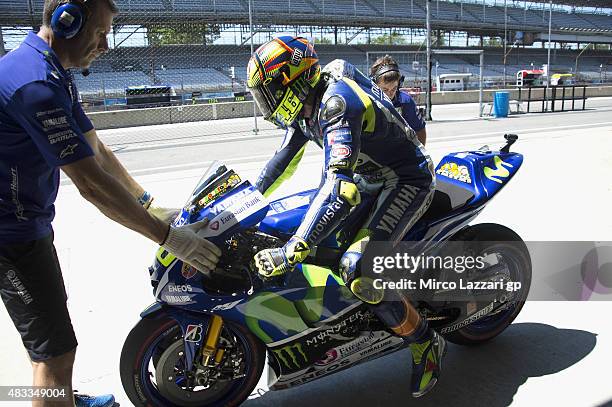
[120,314,266,407]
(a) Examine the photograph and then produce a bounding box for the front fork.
[200,315,225,367]
[175,313,226,373]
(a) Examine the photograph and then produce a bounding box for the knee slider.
[339,251,361,283]
[350,277,384,305]
[337,179,361,207]
[339,252,384,304]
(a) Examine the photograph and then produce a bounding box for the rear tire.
[442,223,531,346]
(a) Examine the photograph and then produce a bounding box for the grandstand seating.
[70,42,609,99]
[504,6,545,27]
[5,0,607,97]
[73,65,236,96]
[122,0,165,12]
[73,70,151,95]
[154,67,233,90]
[383,0,427,19]
[3,0,610,31]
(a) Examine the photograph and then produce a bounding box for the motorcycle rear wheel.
[120,315,266,407]
[443,223,532,346]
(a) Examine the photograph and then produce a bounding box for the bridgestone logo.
[440,302,495,334]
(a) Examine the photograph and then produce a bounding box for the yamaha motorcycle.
[120,134,531,406]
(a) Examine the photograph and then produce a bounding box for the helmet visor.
[250,82,276,120]
[251,80,303,128]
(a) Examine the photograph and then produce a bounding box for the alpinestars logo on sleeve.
[59,143,79,159]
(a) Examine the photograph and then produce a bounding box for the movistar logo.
[272,343,307,369]
[483,156,513,184]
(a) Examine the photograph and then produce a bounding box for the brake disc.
[155,339,233,406]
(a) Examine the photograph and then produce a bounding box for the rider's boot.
[409,329,447,398]
[367,295,447,397]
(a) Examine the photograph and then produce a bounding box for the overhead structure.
[526,0,611,8]
[1,0,611,37]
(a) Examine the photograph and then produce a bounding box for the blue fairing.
[150,181,269,288]
[404,149,523,243]
[259,189,315,238]
[434,150,523,205]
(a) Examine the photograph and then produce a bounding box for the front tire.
[442,223,532,346]
[120,314,266,407]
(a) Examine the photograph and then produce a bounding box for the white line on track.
[429,121,612,141]
[110,120,612,153]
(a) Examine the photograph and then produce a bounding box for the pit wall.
[88,86,612,130]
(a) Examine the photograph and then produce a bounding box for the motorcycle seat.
[421,178,475,221]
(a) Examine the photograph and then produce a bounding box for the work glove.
[254,236,311,278]
[148,205,181,224]
[162,218,222,273]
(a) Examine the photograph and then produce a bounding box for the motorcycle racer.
[247,36,446,397]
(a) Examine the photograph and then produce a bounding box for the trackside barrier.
[517,85,588,113]
[87,86,612,130]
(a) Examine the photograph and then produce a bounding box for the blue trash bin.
[493,91,510,118]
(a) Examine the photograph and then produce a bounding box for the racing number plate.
[278,90,301,121]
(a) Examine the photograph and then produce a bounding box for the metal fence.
[1,0,611,136]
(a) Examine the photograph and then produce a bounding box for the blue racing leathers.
[256,60,436,339]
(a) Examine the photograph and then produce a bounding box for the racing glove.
[255,236,311,278]
[162,218,222,273]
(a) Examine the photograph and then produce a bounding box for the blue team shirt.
[0,32,94,244]
[394,90,426,132]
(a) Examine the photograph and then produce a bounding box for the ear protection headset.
[371,64,405,88]
[50,0,88,39]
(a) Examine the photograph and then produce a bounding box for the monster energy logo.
[273,343,308,369]
[483,156,513,184]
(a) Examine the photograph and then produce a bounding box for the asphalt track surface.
[2,98,612,407]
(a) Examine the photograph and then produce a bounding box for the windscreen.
[187,161,242,210]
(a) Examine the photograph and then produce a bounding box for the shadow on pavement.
[244,322,596,407]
